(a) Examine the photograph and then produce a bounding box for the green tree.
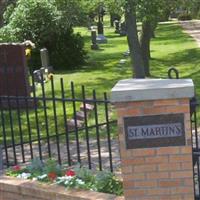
[137,0,164,76]
[104,0,124,26]
[125,0,145,78]
[124,0,180,78]
[0,0,86,70]
[53,0,88,26]
[0,0,16,27]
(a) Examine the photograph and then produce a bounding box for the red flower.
[13,165,21,171]
[65,169,75,177]
[48,172,57,181]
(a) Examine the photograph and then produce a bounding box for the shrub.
[6,160,123,196]
[178,13,192,21]
[0,0,86,70]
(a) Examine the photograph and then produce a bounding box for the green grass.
[45,21,200,96]
[1,21,200,145]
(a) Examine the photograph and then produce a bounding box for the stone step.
[67,119,84,130]
[80,103,94,112]
[75,111,85,121]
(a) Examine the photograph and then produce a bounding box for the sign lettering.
[124,114,185,149]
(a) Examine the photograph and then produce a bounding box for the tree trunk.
[110,13,114,27]
[150,21,157,39]
[125,1,145,78]
[140,20,152,77]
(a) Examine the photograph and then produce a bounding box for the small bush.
[6,160,123,196]
[178,13,192,21]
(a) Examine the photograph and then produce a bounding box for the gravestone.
[91,30,99,50]
[67,119,84,130]
[75,111,85,121]
[123,49,130,57]
[96,21,107,44]
[40,48,53,74]
[33,69,43,84]
[40,48,49,69]
[0,43,32,108]
[97,21,104,35]
[80,103,94,112]
[119,21,127,36]
[96,34,107,44]
[114,20,120,34]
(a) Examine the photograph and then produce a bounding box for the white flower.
[76,179,85,185]
[17,173,31,179]
[56,176,73,186]
[64,180,70,185]
[37,174,47,180]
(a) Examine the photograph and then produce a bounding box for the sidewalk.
[180,20,200,47]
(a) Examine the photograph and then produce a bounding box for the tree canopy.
[0,0,86,70]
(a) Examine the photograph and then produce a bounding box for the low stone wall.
[0,176,122,200]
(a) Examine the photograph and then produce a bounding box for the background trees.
[1,0,200,76]
[0,0,86,70]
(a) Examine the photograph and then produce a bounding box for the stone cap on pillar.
[111,79,194,103]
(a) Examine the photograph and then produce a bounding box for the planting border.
[0,176,123,200]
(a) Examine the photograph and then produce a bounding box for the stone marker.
[96,34,107,44]
[75,111,85,121]
[91,30,99,50]
[119,21,127,36]
[114,20,120,34]
[0,43,32,108]
[0,43,30,96]
[33,70,43,84]
[111,79,195,200]
[40,48,53,74]
[119,59,126,65]
[97,21,104,35]
[123,49,130,57]
[80,103,94,112]
[67,119,84,130]
[40,48,49,68]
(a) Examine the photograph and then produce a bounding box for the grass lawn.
[45,21,200,97]
[1,21,200,146]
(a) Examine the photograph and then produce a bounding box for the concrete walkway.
[180,20,200,47]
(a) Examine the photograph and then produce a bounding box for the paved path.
[180,20,200,47]
[4,138,121,174]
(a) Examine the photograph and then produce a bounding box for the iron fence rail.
[0,73,117,172]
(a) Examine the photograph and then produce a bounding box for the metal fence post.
[0,145,3,174]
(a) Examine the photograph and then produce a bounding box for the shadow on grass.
[152,48,200,67]
[153,23,194,43]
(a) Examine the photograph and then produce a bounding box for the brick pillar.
[111,79,195,200]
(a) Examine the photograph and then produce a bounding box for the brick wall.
[0,176,122,200]
[115,98,194,200]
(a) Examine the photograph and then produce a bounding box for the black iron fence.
[168,68,200,199]
[0,72,118,172]
[190,99,200,200]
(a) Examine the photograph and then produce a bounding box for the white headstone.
[40,48,49,68]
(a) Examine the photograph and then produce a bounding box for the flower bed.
[0,176,123,200]
[2,158,123,200]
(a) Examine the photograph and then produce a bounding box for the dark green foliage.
[95,171,123,196]
[0,0,86,70]
[178,13,192,21]
[46,29,86,70]
[27,158,43,174]
[43,159,62,176]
